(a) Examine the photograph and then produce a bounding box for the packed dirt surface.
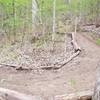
[0,32,100,98]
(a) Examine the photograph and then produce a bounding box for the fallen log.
[55,32,81,69]
[0,87,43,100]
[41,50,80,70]
[0,63,17,68]
[83,23,95,26]
[16,66,33,71]
[0,64,33,71]
[56,50,81,69]
[0,32,81,71]
[55,90,93,100]
[71,32,81,52]
[92,65,100,100]
[41,32,81,70]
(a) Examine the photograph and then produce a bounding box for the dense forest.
[0,0,100,43]
[0,0,100,100]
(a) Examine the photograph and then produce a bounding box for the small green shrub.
[96,38,100,45]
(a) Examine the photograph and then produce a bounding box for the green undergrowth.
[96,38,100,45]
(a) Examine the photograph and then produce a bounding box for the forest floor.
[0,29,100,99]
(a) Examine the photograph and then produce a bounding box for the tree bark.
[32,0,37,24]
[93,66,100,100]
[12,0,16,43]
[41,32,81,70]
[95,0,100,28]
[51,0,56,51]
[0,88,43,100]
[55,90,93,100]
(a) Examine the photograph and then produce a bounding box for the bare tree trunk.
[32,0,37,35]
[51,0,56,52]
[0,87,43,100]
[95,0,100,28]
[75,17,78,35]
[32,0,37,24]
[52,0,56,34]
[65,0,71,4]
[65,20,69,53]
[12,0,16,43]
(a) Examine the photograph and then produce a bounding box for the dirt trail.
[0,32,100,98]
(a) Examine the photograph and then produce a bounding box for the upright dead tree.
[65,20,71,53]
[67,0,71,4]
[75,17,78,35]
[52,0,56,34]
[0,3,3,30]
[12,0,16,43]
[64,1,71,53]
[51,0,56,51]
[95,0,100,28]
[32,0,37,24]
[32,0,37,36]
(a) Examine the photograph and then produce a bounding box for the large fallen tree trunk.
[0,32,81,71]
[41,32,81,70]
[53,32,81,69]
[0,87,43,100]
[55,90,93,100]
[0,63,17,68]
[92,66,100,100]
[0,64,33,71]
